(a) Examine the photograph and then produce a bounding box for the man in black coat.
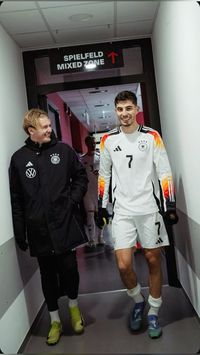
[9,108,88,346]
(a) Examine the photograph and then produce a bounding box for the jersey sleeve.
[151,130,176,213]
[98,135,112,209]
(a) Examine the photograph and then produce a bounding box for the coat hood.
[25,130,58,151]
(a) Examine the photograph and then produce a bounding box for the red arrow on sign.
[107,51,118,64]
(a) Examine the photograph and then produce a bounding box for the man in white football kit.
[97,91,178,338]
[81,136,105,248]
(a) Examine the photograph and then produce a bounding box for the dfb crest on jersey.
[50,153,60,164]
[138,139,148,151]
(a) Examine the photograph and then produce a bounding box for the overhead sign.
[49,44,124,74]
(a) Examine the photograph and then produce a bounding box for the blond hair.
[23,108,48,134]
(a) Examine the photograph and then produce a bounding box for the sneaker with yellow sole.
[69,306,84,334]
[46,321,62,346]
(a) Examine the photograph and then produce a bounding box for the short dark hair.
[85,135,95,144]
[114,91,137,106]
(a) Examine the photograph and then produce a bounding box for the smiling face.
[28,115,52,144]
[115,99,138,131]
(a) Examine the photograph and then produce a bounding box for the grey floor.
[22,223,200,354]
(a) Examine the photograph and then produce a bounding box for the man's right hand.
[16,240,28,251]
[95,208,109,228]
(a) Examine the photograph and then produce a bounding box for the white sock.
[148,294,162,316]
[127,283,144,303]
[68,298,78,308]
[49,310,61,324]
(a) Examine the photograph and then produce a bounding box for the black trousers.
[37,250,79,311]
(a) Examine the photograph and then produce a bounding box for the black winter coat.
[9,134,88,256]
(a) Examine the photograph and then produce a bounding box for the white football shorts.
[112,212,169,250]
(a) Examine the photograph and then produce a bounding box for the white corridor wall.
[0,24,43,352]
[152,1,200,315]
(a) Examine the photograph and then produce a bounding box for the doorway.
[23,37,179,288]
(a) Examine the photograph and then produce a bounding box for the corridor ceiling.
[0,1,159,50]
[0,1,160,132]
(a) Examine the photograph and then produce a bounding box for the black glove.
[95,208,109,229]
[163,211,179,225]
[16,239,28,251]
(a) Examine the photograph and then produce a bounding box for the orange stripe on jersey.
[98,176,105,199]
[100,134,109,152]
[162,176,175,201]
[148,130,164,149]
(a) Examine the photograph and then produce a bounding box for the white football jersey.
[98,125,175,216]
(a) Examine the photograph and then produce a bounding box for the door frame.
[22,37,180,287]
